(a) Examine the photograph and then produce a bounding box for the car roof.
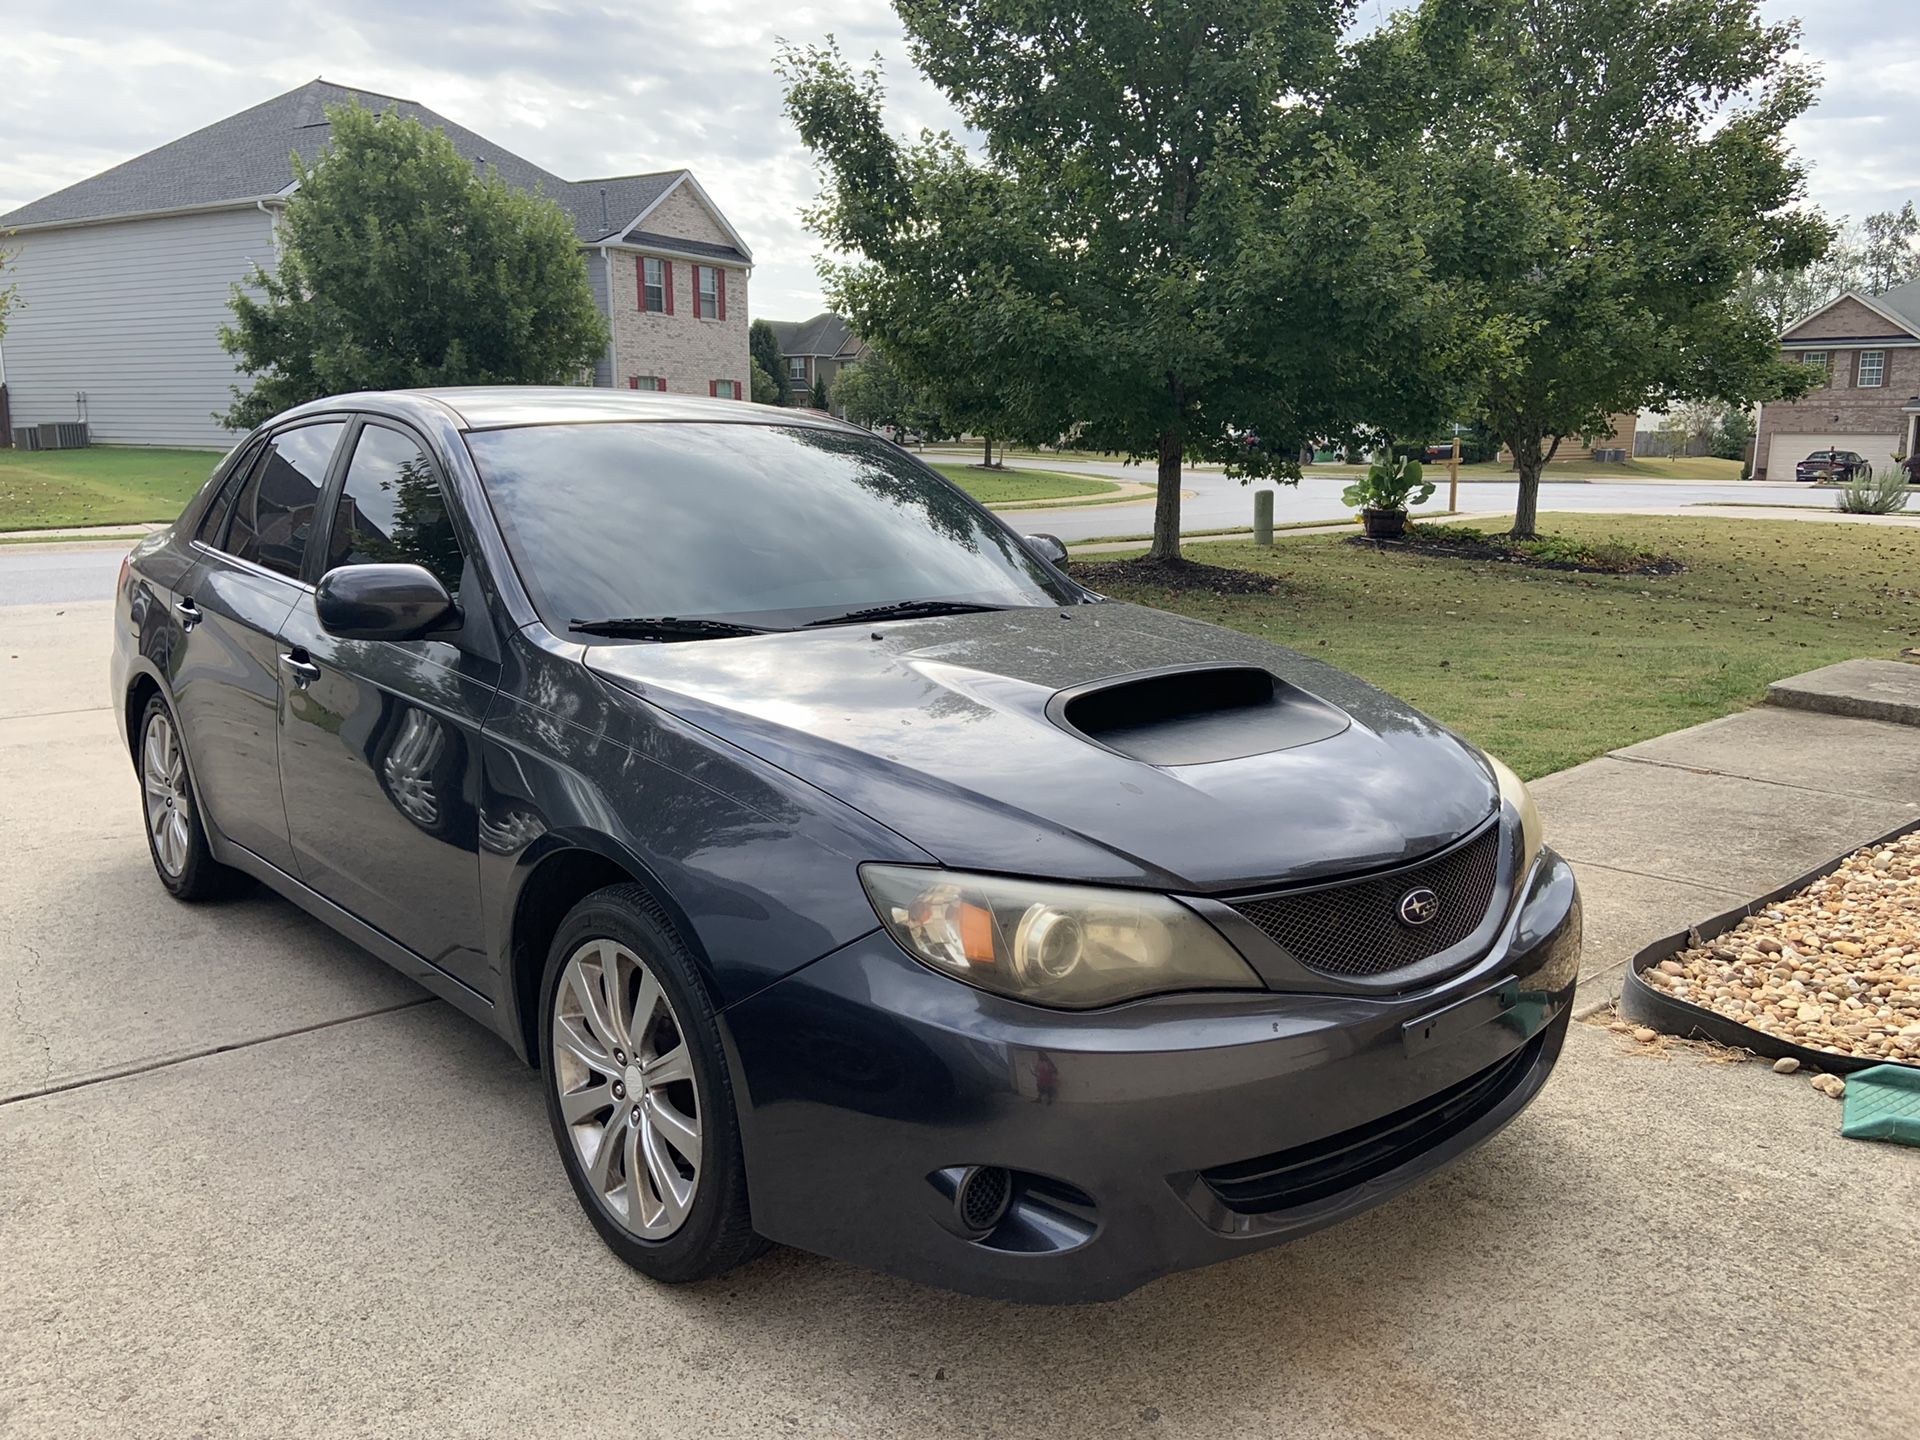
[272,385,851,434]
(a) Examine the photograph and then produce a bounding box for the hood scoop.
[1046,664,1350,767]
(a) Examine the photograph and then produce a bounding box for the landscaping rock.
[1773,1056,1801,1074]
[1652,833,1920,1067]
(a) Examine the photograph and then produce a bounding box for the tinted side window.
[196,439,264,546]
[225,423,344,579]
[325,425,464,591]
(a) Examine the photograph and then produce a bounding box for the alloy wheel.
[551,939,703,1239]
[142,712,193,877]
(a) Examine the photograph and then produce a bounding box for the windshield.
[465,422,1079,634]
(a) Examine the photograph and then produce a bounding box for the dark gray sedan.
[111,388,1580,1301]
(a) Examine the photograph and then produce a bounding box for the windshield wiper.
[569,616,776,641]
[804,599,1008,628]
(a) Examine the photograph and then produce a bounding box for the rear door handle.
[174,597,201,630]
[279,650,321,689]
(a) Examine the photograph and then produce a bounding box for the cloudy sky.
[3,0,1914,321]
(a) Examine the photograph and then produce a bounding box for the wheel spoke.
[631,968,663,1047]
[596,942,635,1051]
[640,1115,694,1228]
[167,813,190,872]
[558,1077,614,1126]
[625,1121,657,1228]
[640,1043,692,1088]
[644,1093,700,1164]
[584,1115,623,1196]
[552,1018,613,1077]
[569,963,623,1056]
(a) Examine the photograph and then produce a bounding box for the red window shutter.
[709,380,718,397]
[656,376,667,392]
[636,257,645,310]
[628,376,639,390]
[663,260,674,315]
[717,268,727,321]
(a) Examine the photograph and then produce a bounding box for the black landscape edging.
[1619,817,1920,1075]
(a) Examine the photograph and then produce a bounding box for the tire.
[539,883,765,1284]
[137,693,246,901]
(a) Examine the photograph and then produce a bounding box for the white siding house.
[0,79,751,448]
[5,208,277,447]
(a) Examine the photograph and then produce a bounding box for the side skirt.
[210,832,504,1039]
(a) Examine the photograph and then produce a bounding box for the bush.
[1342,454,1433,512]
[1835,465,1911,515]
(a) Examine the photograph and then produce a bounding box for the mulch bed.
[1068,556,1284,594]
[1347,528,1685,577]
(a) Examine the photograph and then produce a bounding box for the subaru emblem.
[1397,887,1439,928]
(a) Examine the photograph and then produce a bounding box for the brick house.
[1753,282,1920,480]
[0,80,752,447]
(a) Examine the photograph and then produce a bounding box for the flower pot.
[1361,508,1408,539]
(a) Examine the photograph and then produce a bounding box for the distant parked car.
[1795,450,1869,483]
[1422,441,1459,463]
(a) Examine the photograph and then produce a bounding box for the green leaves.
[218,102,608,430]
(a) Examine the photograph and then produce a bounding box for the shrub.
[1342,454,1434,512]
[1835,465,1911,515]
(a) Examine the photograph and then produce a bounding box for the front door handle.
[279,650,321,689]
[174,597,201,631]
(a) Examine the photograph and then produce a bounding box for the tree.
[1861,203,1920,295]
[1366,0,1828,537]
[809,373,830,411]
[780,12,1485,561]
[220,102,608,430]
[750,359,783,405]
[0,245,15,343]
[750,318,791,405]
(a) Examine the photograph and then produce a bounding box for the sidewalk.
[1534,665,1920,1014]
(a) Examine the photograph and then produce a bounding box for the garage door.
[1767,433,1902,481]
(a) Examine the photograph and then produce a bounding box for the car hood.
[585,604,1497,892]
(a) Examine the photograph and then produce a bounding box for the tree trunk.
[1509,434,1543,539]
[983,433,993,468]
[1147,429,1184,562]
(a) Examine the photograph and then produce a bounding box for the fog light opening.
[954,1164,1013,1237]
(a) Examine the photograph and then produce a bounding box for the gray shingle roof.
[0,79,685,243]
[767,313,854,358]
[1870,280,1920,336]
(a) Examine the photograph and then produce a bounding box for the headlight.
[1487,754,1543,874]
[859,865,1262,1009]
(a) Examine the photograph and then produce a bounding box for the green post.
[1253,488,1274,545]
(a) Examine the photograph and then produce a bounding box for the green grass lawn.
[1080,514,1920,779]
[0,446,226,530]
[932,463,1122,505]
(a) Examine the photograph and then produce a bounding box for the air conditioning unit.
[11,426,42,451]
[37,421,90,450]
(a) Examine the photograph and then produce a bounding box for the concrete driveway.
[2,593,1915,1439]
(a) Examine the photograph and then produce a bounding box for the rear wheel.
[138,694,244,901]
[539,884,764,1283]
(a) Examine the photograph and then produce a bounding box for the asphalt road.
[0,543,127,607]
[1002,463,1819,540]
[2,601,1914,1438]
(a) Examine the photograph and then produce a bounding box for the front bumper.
[725,850,1582,1301]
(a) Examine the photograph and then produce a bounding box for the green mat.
[1840,1064,1920,1146]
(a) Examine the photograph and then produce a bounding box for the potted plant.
[1343,452,1435,538]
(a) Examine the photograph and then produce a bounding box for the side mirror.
[1026,533,1069,567]
[316,563,459,641]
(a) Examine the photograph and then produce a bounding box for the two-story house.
[1753,282,1920,480]
[0,80,752,448]
[765,313,865,410]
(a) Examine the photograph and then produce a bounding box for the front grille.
[1199,1034,1541,1214]
[1231,823,1501,980]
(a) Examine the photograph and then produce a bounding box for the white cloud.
[2,0,1912,320]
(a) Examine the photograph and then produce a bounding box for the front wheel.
[539,884,764,1284]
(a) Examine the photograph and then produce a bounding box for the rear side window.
[196,440,264,546]
[324,424,464,592]
[224,423,344,579]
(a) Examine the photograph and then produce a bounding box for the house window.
[1858,350,1885,388]
[629,376,666,391]
[1802,351,1829,384]
[696,265,723,320]
[642,257,665,314]
[710,379,738,400]
[787,356,807,382]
